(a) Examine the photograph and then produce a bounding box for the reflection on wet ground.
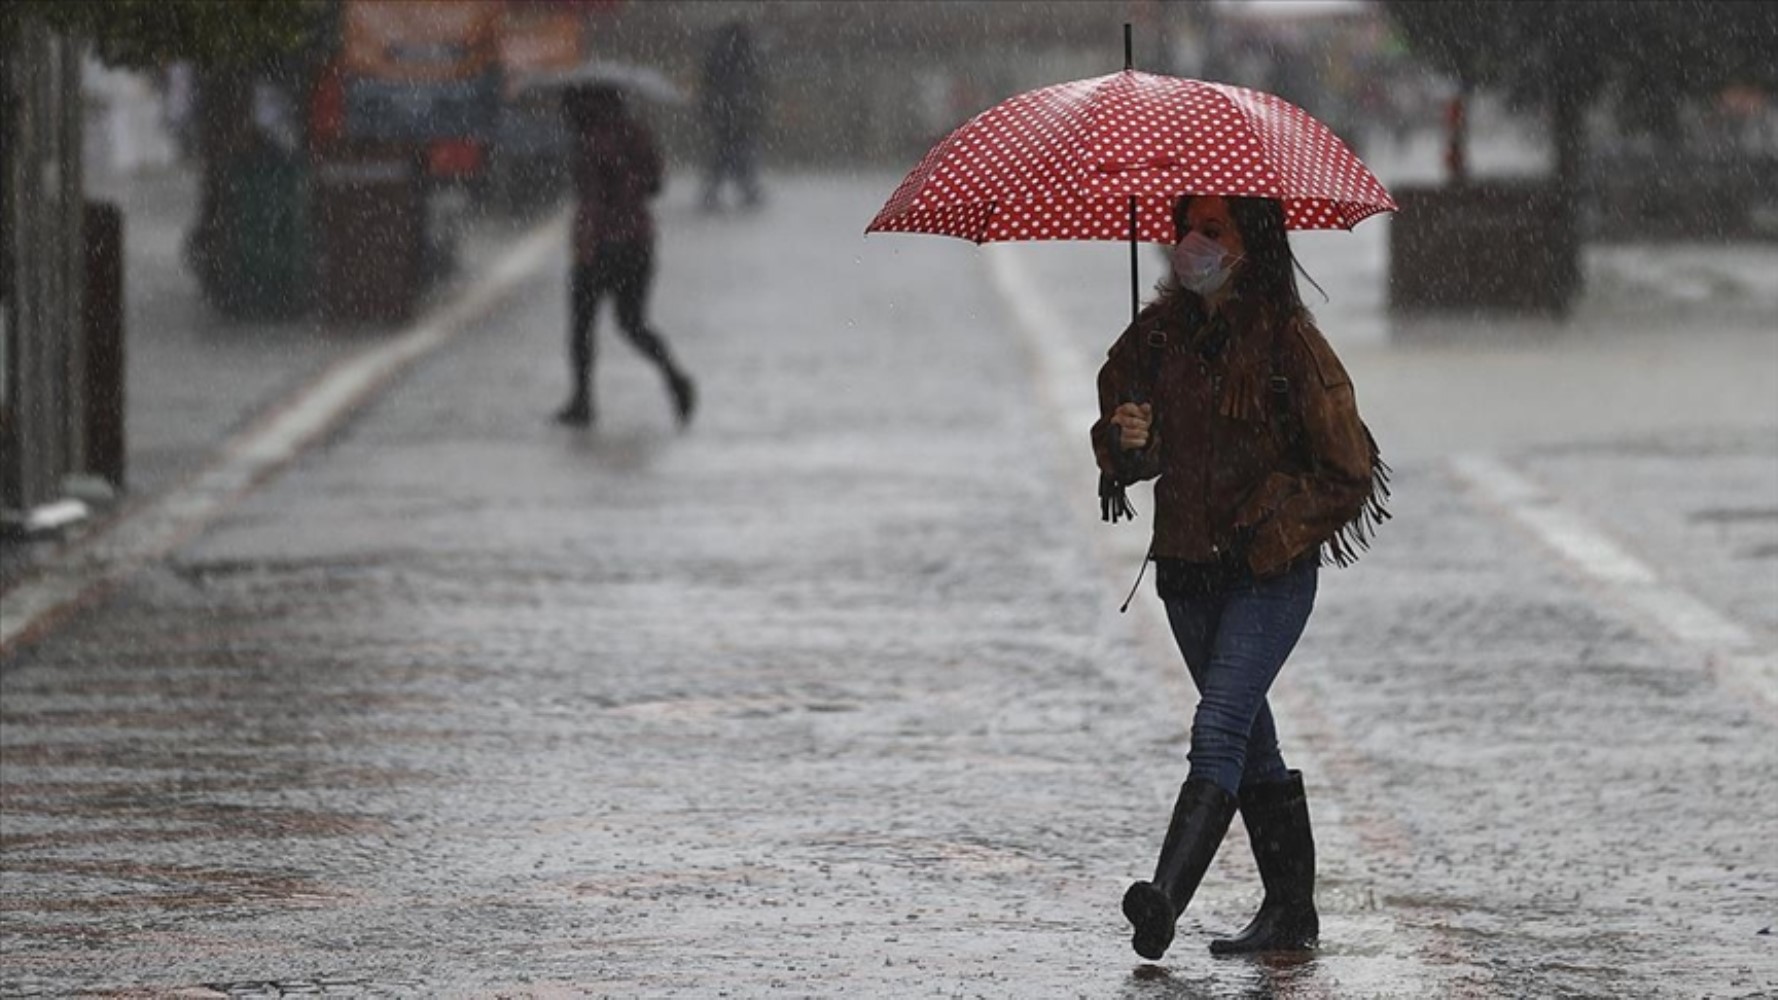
[1121,951,1324,1000]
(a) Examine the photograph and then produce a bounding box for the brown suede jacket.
[1091,293,1383,577]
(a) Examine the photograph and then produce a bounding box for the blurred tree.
[1380,1,1778,313]
[2,0,331,71]
[1382,0,1778,193]
[3,1,339,320]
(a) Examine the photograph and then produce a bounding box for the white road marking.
[982,244,1105,439]
[1449,453,1777,707]
[0,213,567,655]
[984,241,1775,712]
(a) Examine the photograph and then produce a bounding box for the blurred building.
[583,1,1191,167]
[578,0,1408,169]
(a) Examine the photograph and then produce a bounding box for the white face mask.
[1171,230,1240,297]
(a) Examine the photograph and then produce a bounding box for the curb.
[0,212,567,658]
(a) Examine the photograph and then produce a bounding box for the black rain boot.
[1210,770,1319,955]
[555,388,593,427]
[1122,778,1239,961]
[666,368,697,428]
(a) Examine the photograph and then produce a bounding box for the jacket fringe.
[1100,472,1137,523]
[1320,427,1392,568]
[1219,367,1268,424]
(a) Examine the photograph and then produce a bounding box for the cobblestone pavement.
[2,174,1774,998]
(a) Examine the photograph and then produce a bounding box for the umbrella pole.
[1106,188,1142,526]
[1129,196,1139,327]
[1124,24,1138,328]
[1101,22,1142,527]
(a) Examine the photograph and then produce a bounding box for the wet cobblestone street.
[3,175,1775,998]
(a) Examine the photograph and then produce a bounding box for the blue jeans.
[1162,560,1318,796]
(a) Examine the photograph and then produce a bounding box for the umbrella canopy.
[516,59,687,106]
[867,69,1395,243]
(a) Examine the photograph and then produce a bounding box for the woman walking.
[555,86,695,429]
[1095,193,1388,960]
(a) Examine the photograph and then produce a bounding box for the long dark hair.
[1157,195,1324,315]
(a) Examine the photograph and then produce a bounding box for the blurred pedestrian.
[1096,194,1388,960]
[556,85,695,429]
[699,20,765,211]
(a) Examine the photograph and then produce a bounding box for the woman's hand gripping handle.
[1110,401,1153,452]
[1099,399,1152,524]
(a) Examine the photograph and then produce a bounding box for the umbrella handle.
[1114,387,1150,487]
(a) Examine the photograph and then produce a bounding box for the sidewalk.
[0,163,554,592]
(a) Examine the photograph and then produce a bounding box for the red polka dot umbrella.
[867,58,1396,525]
[868,69,1395,246]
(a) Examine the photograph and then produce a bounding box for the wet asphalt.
[2,173,1775,999]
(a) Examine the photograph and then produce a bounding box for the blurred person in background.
[1097,194,1387,961]
[699,19,765,212]
[555,85,696,429]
